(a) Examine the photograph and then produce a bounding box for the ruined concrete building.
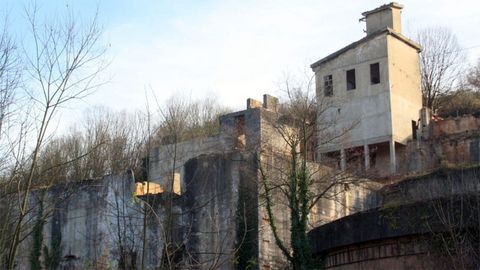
[12,2,480,270]
[312,2,423,176]
[308,3,480,270]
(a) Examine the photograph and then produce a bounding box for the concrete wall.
[16,172,163,270]
[256,148,292,270]
[313,30,423,153]
[432,115,480,137]
[396,115,480,175]
[312,3,422,179]
[314,34,393,153]
[312,180,382,227]
[364,3,403,35]
[380,167,480,207]
[256,108,382,269]
[309,167,480,270]
[147,106,269,269]
[430,116,480,166]
[387,34,422,144]
[148,107,263,193]
[148,135,227,192]
[15,146,264,270]
[181,152,255,269]
[323,237,437,270]
[148,102,350,269]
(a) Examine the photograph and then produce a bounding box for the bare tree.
[428,196,480,270]
[436,90,480,118]
[259,75,360,269]
[416,27,465,111]
[154,95,191,269]
[0,13,22,191]
[3,90,230,268]
[147,93,235,269]
[155,94,230,146]
[260,83,317,269]
[31,107,149,188]
[0,17,23,262]
[0,19,20,139]
[418,170,480,270]
[5,4,107,268]
[467,59,480,91]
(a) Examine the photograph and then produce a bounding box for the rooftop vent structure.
[361,2,403,35]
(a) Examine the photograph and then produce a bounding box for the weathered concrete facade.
[181,152,257,269]
[397,114,480,175]
[146,93,372,269]
[147,96,301,269]
[309,167,480,269]
[16,172,164,270]
[13,96,305,270]
[312,2,422,176]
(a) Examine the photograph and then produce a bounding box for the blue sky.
[4,0,480,129]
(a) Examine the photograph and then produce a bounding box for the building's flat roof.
[310,28,421,69]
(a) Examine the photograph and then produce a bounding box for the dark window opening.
[346,69,356,90]
[345,147,363,172]
[324,150,341,169]
[412,120,418,140]
[369,145,378,167]
[235,115,245,149]
[324,75,333,96]
[370,63,380,84]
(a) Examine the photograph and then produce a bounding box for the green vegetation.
[29,198,44,270]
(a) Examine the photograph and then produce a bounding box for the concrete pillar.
[263,94,279,111]
[247,98,262,109]
[340,149,346,171]
[364,144,370,170]
[389,140,396,174]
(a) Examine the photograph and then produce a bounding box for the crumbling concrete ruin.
[308,2,480,270]
[15,172,162,269]
[10,2,480,270]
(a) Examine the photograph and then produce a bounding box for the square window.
[324,75,333,96]
[370,63,380,84]
[346,69,356,90]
